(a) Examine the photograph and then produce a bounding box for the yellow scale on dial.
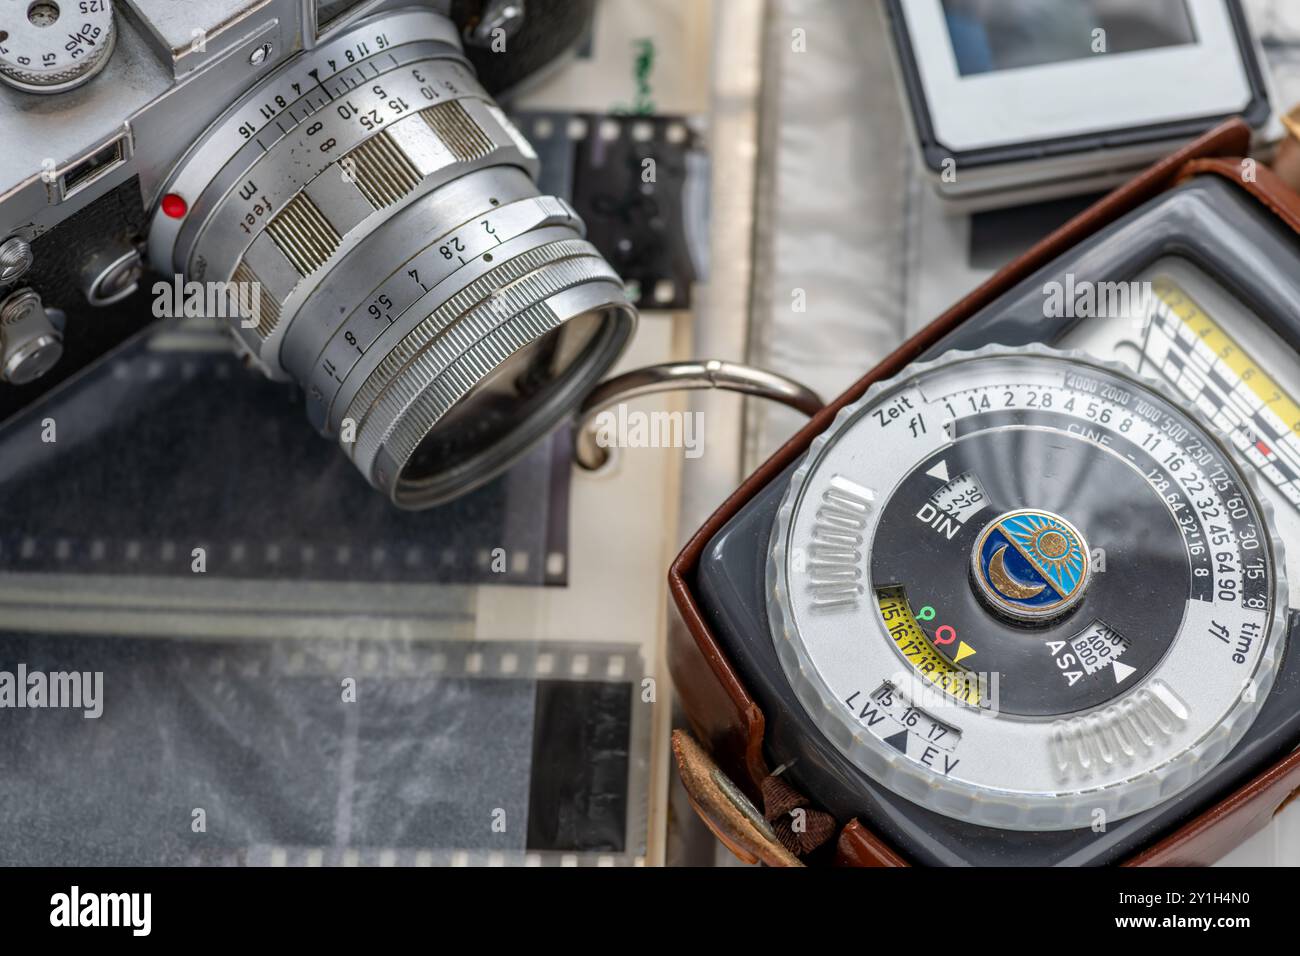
[876,588,981,706]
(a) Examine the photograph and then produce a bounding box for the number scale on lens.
[767,346,1287,830]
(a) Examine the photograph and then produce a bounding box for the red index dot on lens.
[161,193,188,219]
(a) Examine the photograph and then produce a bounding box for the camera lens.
[146,7,635,507]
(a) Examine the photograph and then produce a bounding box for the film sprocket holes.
[0,1,634,508]
[694,176,1300,864]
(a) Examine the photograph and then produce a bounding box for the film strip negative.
[0,633,650,867]
[256,637,645,683]
[238,844,644,868]
[0,335,571,587]
[510,110,707,312]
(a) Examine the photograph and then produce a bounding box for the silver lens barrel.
[146,7,635,507]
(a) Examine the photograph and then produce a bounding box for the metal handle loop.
[573,360,825,470]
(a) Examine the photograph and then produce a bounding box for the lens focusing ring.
[338,237,601,436]
[356,263,619,473]
[356,261,631,504]
[381,297,633,507]
[348,247,618,458]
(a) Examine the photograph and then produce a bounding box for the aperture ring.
[348,250,620,474]
[212,83,541,369]
[298,190,584,431]
[372,282,634,502]
[338,237,600,433]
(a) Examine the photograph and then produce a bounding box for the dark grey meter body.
[695,177,1300,865]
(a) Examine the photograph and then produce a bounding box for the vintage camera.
[0,0,634,507]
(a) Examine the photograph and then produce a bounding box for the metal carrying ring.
[573,360,825,470]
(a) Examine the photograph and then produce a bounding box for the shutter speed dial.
[0,0,117,94]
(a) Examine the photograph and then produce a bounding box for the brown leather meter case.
[669,120,1300,867]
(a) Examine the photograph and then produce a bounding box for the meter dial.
[0,0,116,94]
[1057,256,1300,606]
[768,346,1287,831]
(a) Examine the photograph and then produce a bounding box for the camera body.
[0,0,596,425]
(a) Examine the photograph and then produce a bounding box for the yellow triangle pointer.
[953,641,976,664]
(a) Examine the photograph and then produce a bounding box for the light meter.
[694,174,1300,865]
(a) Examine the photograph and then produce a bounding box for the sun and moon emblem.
[972,509,1090,622]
